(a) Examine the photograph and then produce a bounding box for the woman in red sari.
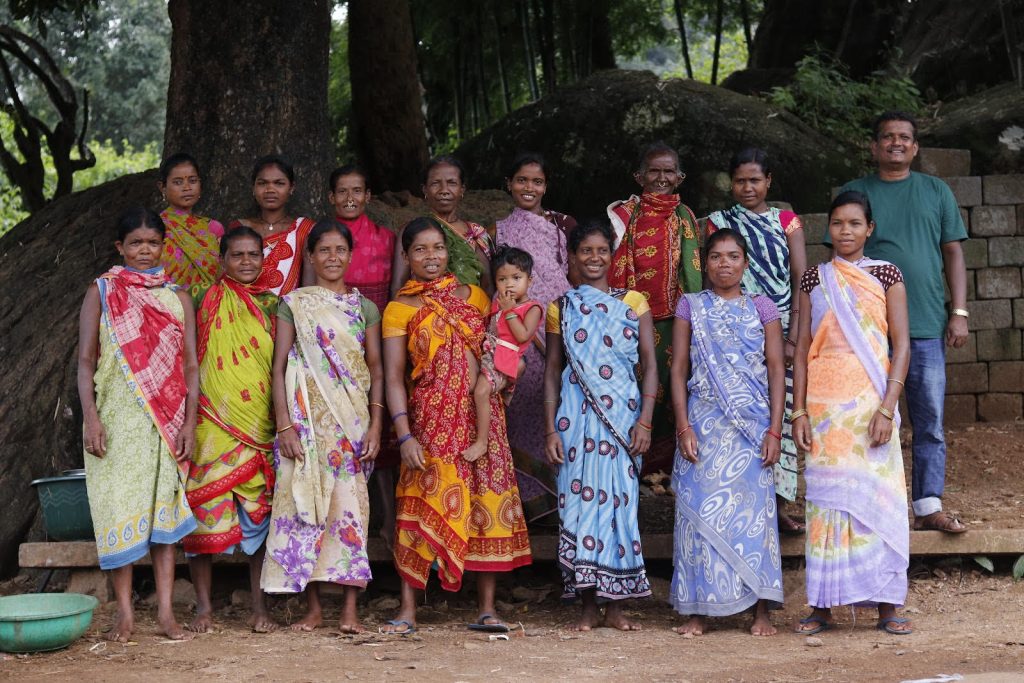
[230,155,315,296]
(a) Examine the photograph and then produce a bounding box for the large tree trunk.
[348,0,428,193]
[164,0,332,220]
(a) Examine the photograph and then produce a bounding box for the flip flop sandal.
[468,613,510,633]
[876,616,913,635]
[379,619,416,635]
[795,615,832,635]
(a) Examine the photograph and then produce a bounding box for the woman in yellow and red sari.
[380,218,531,635]
[185,226,278,634]
[158,152,225,298]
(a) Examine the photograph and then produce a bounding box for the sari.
[229,217,315,296]
[707,205,803,502]
[383,274,531,591]
[495,208,574,520]
[339,213,394,312]
[85,266,195,570]
[804,258,909,608]
[607,193,702,473]
[549,285,651,601]
[160,208,225,299]
[184,277,277,555]
[431,215,493,286]
[669,291,783,616]
[261,287,377,593]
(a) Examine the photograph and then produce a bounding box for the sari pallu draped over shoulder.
[185,276,276,555]
[805,258,908,608]
[670,291,783,617]
[554,285,651,601]
[160,208,224,298]
[390,275,531,591]
[97,266,188,476]
[262,287,374,593]
[430,215,493,287]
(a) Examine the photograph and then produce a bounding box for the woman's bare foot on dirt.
[601,603,641,631]
[156,613,194,641]
[249,610,279,633]
[339,621,366,634]
[186,610,214,633]
[673,615,705,636]
[289,609,323,632]
[339,599,365,634]
[569,601,601,631]
[461,441,487,463]
[104,609,134,642]
[750,614,777,636]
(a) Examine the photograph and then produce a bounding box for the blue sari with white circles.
[554,284,651,601]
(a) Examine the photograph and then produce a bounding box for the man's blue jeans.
[905,338,947,517]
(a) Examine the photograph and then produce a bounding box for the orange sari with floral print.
[382,275,531,590]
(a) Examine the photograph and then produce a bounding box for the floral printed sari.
[160,208,224,298]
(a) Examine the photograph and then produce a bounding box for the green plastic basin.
[0,593,98,652]
[31,474,94,541]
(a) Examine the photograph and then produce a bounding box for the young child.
[462,246,543,462]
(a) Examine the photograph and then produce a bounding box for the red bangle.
[676,424,692,435]
[641,393,657,400]
[635,420,652,431]
[767,429,783,441]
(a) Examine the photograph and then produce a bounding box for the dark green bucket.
[31,473,94,542]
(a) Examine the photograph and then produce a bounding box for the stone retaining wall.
[802,148,1024,423]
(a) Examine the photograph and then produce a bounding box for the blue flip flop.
[468,613,510,633]
[877,616,913,635]
[796,615,832,635]
[379,619,416,635]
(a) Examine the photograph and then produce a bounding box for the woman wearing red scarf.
[607,142,702,472]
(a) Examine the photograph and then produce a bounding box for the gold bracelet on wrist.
[788,409,808,422]
[877,406,894,420]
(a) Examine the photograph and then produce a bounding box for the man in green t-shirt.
[832,111,970,533]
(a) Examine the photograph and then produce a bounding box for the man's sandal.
[877,616,913,635]
[913,511,967,534]
[795,615,832,635]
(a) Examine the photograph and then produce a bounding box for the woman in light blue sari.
[543,220,658,632]
[669,228,786,637]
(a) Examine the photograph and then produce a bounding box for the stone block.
[983,174,1024,205]
[945,332,976,363]
[802,213,828,245]
[970,205,1017,237]
[1019,205,1024,235]
[943,394,977,422]
[989,361,1024,392]
[66,568,111,603]
[967,299,1012,330]
[945,362,988,393]
[915,148,971,178]
[988,236,1024,266]
[944,176,983,207]
[977,328,1022,361]
[961,208,970,232]
[806,244,831,266]
[978,393,1023,421]
[1015,299,1024,328]
[975,267,1022,299]
[962,239,988,269]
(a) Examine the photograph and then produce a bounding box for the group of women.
[77,144,912,643]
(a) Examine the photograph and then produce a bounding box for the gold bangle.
[276,424,294,434]
[886,378,904,388]
[877,406,894,420]
[788,409,808,422]
[369,401,385,410]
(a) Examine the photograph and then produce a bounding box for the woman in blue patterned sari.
[669,228,786,637]
[543,220,658,632]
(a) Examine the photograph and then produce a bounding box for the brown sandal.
[913,510,967,534]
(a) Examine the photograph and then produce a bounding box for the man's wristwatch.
[951,308,969,318]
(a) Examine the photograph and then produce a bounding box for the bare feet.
[461,440,487,463]
[569,601,601,632]
[186,610,214,633]
[249,610,279,633]
[289,609,323,632]
[339,595,364,634]
[104,609,134,643]
[750,614,777,636]
[601,603,641,631]
[339,621,366,634]
[156,612,194,641]
[672,615,705,636]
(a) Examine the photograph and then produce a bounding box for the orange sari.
[382,275,531,590]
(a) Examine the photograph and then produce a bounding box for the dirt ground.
[2,422,1023,682]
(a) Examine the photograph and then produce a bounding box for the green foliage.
[1013,554,1024,581]
[328,15,352,161]
[973,555,995,573]
[766,52,923,161]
